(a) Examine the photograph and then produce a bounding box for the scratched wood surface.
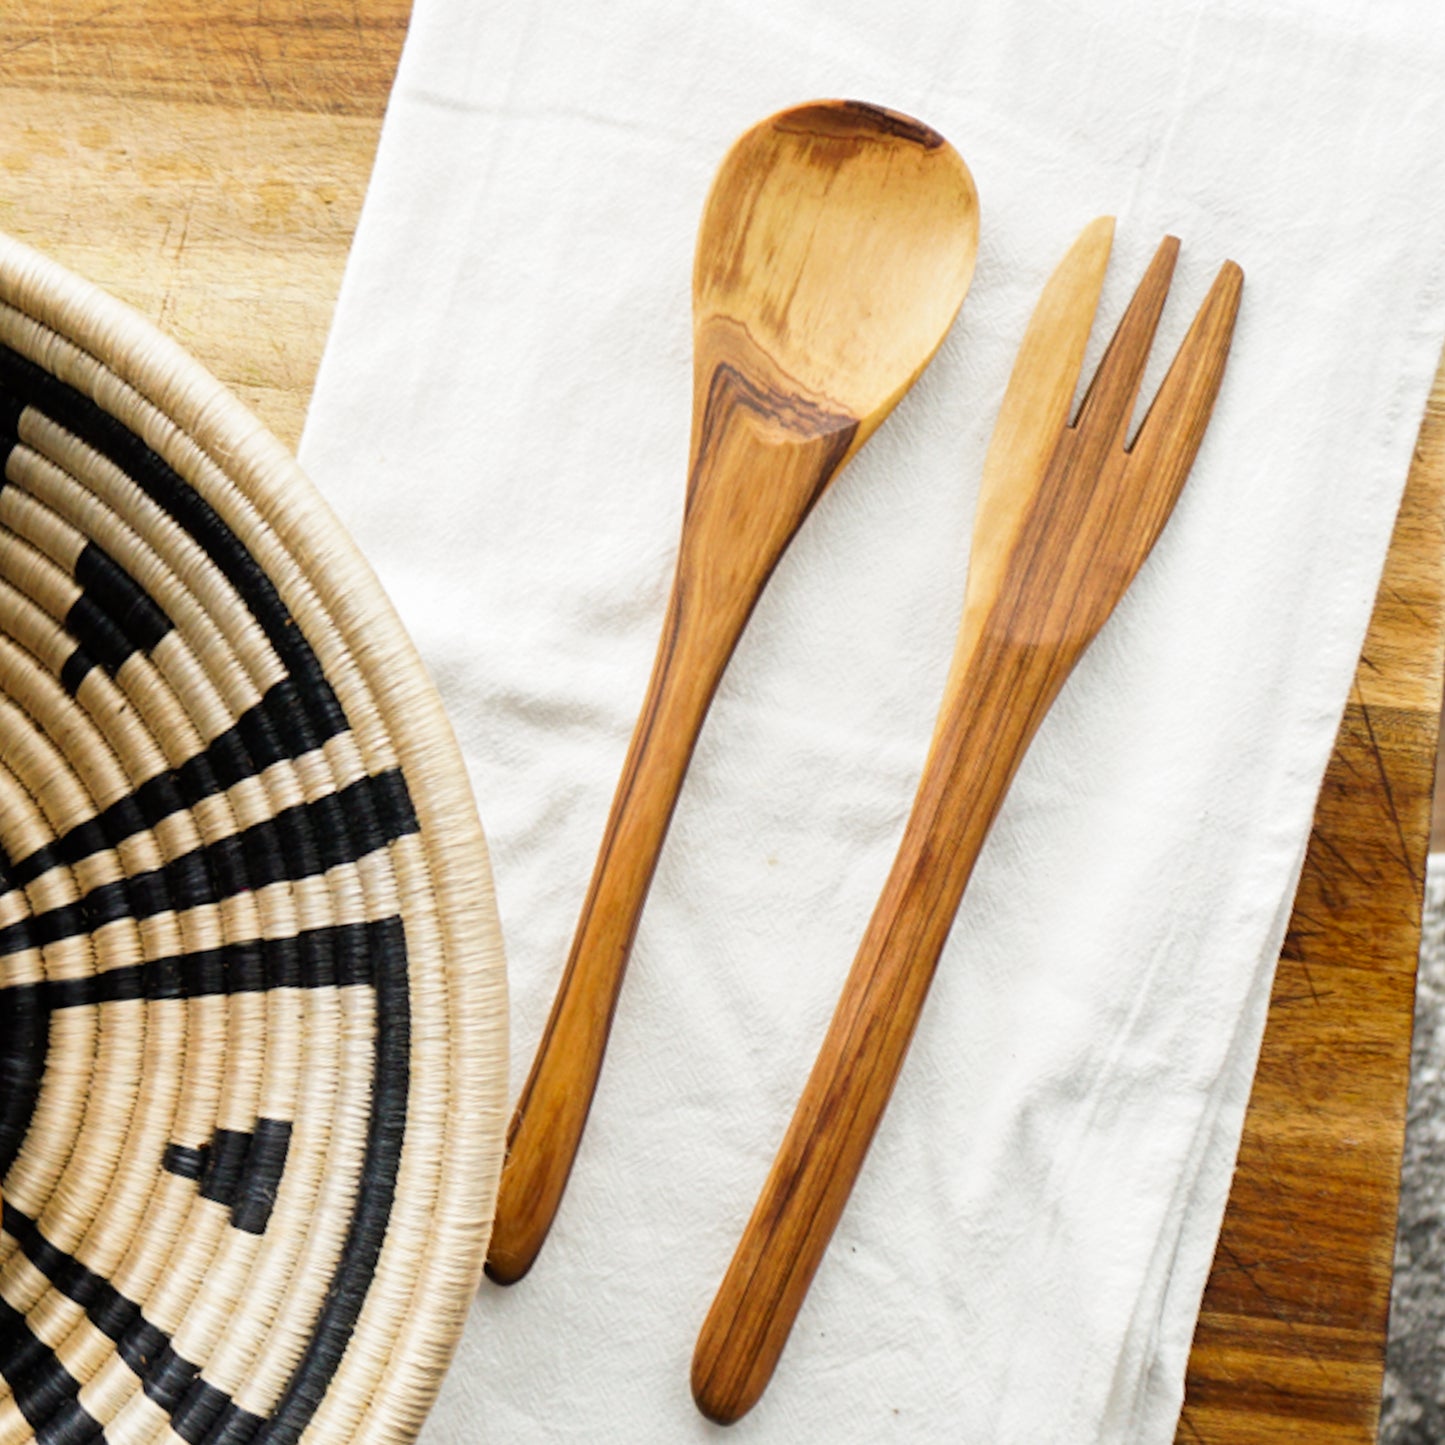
[0,0,409,450]
[1,3,1440,1438]
[1177,363,1445,1443]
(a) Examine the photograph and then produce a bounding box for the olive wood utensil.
[485,100,980,1284]
[691,217,1244,1423]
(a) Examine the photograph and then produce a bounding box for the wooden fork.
[690,217,1244,1424]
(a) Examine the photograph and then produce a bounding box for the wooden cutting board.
[1179,368,1445,1442]
[3,3,1441,1438]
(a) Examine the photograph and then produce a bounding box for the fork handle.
[691,629,1050,1424]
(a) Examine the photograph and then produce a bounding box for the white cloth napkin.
[297,1,1445,1439]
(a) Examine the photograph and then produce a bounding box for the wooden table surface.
[3,3,1442,1439]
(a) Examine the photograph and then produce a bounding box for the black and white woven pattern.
[0,235,507,1444]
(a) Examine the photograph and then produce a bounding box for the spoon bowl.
[693,100,980,454]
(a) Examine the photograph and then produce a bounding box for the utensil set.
[485,98,1243,1421]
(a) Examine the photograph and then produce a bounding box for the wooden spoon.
[691,219,1244,1422]
[484,101,980,1285]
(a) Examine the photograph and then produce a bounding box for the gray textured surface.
[1381,860,1445,1443]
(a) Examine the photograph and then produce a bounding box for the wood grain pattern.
[484,101,980,1285]
[692,228,1245,1425]
[0,0,409,450]
[1177,351,1445,1443]
[3,6,1441,1434]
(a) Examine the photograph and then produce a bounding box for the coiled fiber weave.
[0,233,508,1443]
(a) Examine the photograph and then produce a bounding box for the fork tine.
[1124,259,1244,503]
[1070,235,1180,445]
[953,217,1114,668]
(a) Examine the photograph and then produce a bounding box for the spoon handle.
[486,386,855,1285]
[484,595,721,1285]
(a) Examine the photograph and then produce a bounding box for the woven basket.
[0,233,509,1443]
